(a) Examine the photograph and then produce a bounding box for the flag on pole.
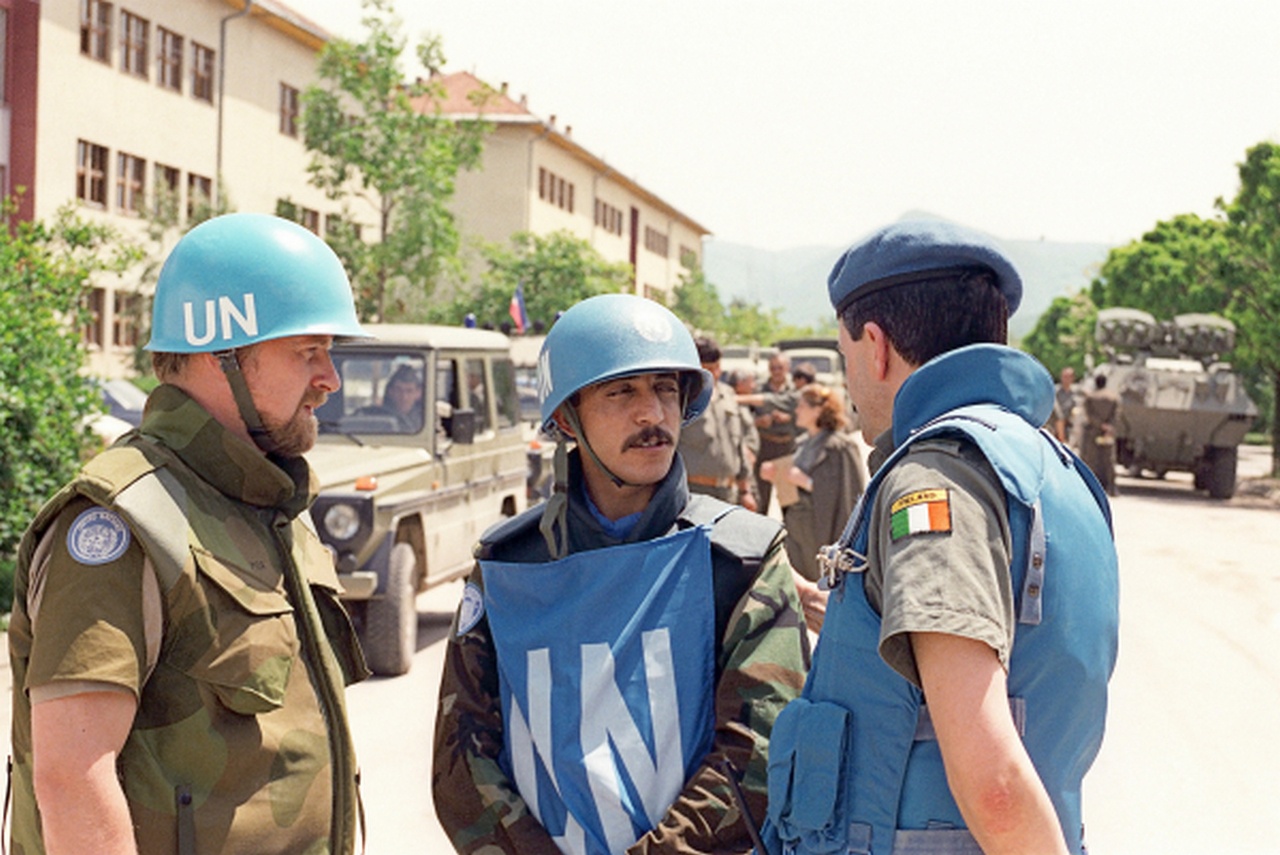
[509,282,529,334]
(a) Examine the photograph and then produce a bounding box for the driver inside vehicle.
[361,365,424,432]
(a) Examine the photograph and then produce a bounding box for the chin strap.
[212,349,270,449]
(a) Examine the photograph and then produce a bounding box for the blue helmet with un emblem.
[146,213,369,352]
[537,294,713,435]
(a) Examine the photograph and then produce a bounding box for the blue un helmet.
[537,293,713,436]
[146,212,368,352]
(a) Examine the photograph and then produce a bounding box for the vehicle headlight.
[323,503,362,541]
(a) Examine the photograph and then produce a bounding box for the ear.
[863,321,893,381]
[551,407,577,440]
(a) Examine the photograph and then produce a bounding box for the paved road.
[3,446,1278,853]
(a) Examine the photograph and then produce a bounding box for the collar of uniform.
[891,344,1054,448]
[564,449,690,552]
[139,384,314,513]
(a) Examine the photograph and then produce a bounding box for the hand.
[759,461,776,482]
[787,466,812,490]
[792,572,827,634]
[739,488,758,512]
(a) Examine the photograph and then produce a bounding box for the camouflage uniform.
[433,452,810,854]
[8,384,367,855]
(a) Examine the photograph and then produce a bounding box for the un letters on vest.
[482,527,717,855]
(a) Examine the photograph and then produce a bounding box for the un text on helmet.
[183,294,259,346]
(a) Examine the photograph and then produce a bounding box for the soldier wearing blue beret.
[763,220,1120,855]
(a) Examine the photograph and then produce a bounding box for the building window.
[191,42,215,103]
[116,152,145,214]
[154,163,180,219]
[594,199,624,236]
[84,287,106,348]
[299,207,319,234]
[326,213,361,242]
[76,139,109,207]
[644,226,669,258]
[113,291,142,347]
[279,83,300,137]
[537,166,575,213]
[157,28,183,92]
[80,0,112,63]
[187,172,212,222]
[120,11,148,78]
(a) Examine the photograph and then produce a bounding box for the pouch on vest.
[185,549,298,715]
[765,698,854,854]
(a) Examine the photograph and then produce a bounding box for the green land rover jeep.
[307,324,528,675]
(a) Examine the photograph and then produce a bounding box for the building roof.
[222,0,332,51]
[418,71,710,237]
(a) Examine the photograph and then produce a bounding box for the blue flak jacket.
[764,344,1120,855]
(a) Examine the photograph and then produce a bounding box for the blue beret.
[827,220,1023,316]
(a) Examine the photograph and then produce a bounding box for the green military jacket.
[8,385,367,855]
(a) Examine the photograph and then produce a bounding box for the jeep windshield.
[318,352,429,436]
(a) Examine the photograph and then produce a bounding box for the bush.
[0,204,141,611]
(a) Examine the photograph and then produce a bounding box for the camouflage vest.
[9,411,366,855]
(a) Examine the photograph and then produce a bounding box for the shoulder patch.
[456,582,486,636]
[65,507,132,565]
[889,488,952,542]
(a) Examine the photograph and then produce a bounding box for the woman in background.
[763,383,867,582]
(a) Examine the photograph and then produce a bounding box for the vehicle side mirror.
[451,408,477,445]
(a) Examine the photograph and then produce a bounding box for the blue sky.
[305,1,1280,251]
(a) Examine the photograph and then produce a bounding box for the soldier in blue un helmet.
[9,213,371,855]
[433,293,811,854]
[762,221,1119,855]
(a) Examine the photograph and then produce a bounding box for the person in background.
[678,337,758,511]
[1054,365,1084,448]
[1081,372,1120,496]
[8,213,369,855]
[751,352,801,515]
[763,220,1119,855]
[761,383,866,583]
[790,362,817,389]
[361,363,425,431]
[433,294,810,854]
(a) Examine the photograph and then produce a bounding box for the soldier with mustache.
[9,214,370,855]
[433,293,810,855]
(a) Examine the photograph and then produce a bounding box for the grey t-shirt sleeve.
[864,438,1014,688]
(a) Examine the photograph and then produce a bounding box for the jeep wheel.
[1206,446,1238,500]
[364,543,418,676]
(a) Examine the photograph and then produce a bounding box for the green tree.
[1088,214,1231,313]
[302,0,488,321]
[671,264,728,334]
[1220,141,1280,474]
[440,230,633,331]
[1020,290,1099,380]
[0,204,142,609]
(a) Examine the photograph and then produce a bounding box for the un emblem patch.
[456,582,485,636]
[66,508,131,566]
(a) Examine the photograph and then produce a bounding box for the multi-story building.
[1,1,709,378]
[3,0,351,377]
[424,71,709,304]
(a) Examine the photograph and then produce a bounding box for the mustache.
[623,425,674,450]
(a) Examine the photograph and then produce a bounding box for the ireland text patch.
[66,508,131,565]
[889,489,952,542]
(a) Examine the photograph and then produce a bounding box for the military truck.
[306,324,528,675]
[1093,307,1257,499]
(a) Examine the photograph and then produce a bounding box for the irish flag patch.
[889,489,952,542]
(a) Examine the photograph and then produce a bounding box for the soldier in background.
[1082,373,1121,496]
[751,352,801,515]
[679,338,758,511]
[1054,365,1084,448]
[8,214,369,854]
[433,294,809,854]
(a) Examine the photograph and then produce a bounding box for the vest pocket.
[186,550,298,715]
[766,698,854,853]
